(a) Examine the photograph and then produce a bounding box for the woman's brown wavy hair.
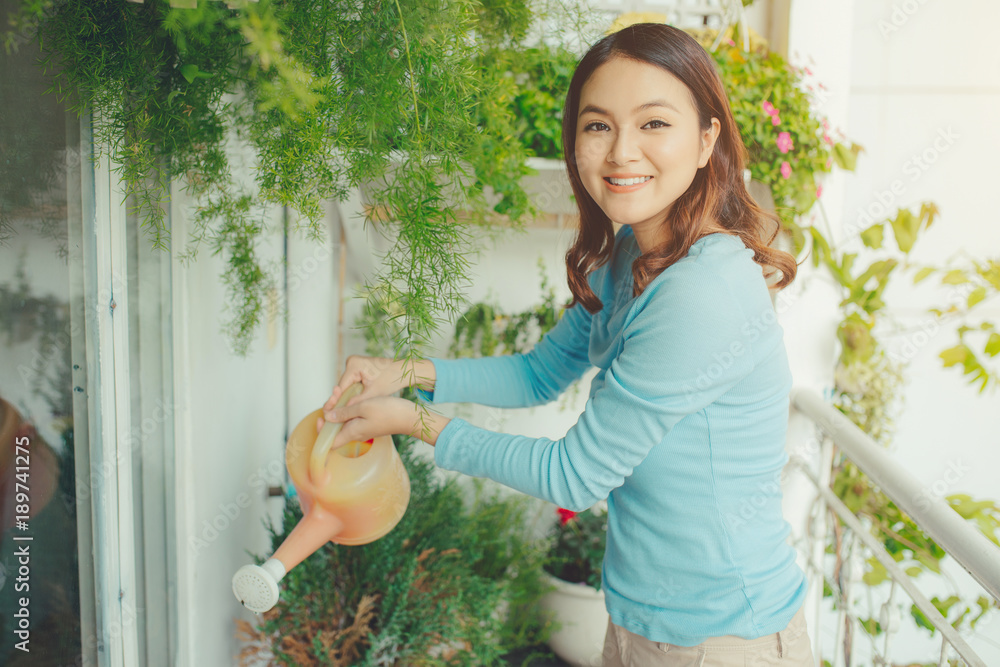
[562,23,797,314]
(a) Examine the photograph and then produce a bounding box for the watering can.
[232,383,411,613]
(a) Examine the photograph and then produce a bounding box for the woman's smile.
[603,175,653,192]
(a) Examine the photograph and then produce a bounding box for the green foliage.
[908,594,994,638]
[6,0,547,355]
[831,465,1000,640]
[687,27,860,252]
[238,438,554,666]
[478,42,579,160]
[543,507,606,592]
[917,258,1000,392]
[450,259,563,358]
[447,259,583,411]
[808,194,1000,644]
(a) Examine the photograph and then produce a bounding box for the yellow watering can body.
[285,408,410,545]
[233,384,410,613]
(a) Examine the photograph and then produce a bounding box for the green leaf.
[939,345,970,368]
[180,64,200,84]
[985,332,1000,357]
[859,618,882,635]
[905,566,923,577]
[915,550,942,574]
[789,223,806,257]
[859,224,884,249]
[920,201,940,229]
[932,595,961,617]
[967,286,987,309]
[913,267,935,284]
[979,260,1000,290]
[862,558,887,585]
[808,226,832,269]
[889,209,920,253]
[948,495,996,519]
[941,269,968,285]
[838,313,876,364]
[832,142,862,171]
[911,605,936,633]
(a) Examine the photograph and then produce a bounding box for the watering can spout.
[233,383,410,614]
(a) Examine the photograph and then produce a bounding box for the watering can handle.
[309,383,365,485]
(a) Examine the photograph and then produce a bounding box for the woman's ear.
[698,118,722,168]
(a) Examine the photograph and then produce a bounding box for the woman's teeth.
[608,176,652,186]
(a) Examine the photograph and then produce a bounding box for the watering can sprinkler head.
[232,383,411,613]
[232,559,287,614]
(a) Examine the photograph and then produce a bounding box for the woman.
[318,23,813,666]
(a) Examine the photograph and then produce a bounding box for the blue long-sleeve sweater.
[418,226,807,646]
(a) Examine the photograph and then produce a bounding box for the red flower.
[557,508,578,525]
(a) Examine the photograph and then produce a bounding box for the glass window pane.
[0,10,86,666]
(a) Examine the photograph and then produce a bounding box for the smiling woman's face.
[574,56,719,253]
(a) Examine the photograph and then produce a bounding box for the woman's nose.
[607,128,640,165]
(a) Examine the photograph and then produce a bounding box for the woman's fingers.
[331,418,370,451]
[337,371,362,397]
[322,385,341,412]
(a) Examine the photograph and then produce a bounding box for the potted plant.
[236,435,555,666]
[538,504,609,667]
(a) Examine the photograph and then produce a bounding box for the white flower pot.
[538,572,609,667]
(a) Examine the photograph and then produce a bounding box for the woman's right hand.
[322,355,434,413]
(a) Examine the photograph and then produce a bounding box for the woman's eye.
[644,120,670,129]
[584,122,609,132]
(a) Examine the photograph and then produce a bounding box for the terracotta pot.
[538,572,609,667]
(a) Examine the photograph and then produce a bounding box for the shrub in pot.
[538,505,609,667]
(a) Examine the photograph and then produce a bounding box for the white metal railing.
[789,388,1000,667]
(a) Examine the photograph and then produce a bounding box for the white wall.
[170,188,295,666]
[846,0,1000,500]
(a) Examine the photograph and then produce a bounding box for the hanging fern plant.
[5,0,549,355]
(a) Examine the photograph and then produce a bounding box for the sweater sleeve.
[433,262,755,510]
[416,293,595,408]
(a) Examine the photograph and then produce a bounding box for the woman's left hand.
[316,397,449,449]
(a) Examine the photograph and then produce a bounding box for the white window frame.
[75,113,178,667]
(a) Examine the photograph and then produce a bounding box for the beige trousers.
[601,606,814,667]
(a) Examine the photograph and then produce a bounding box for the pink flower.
[826,158,833,169]
[780,161,792,179]
[822,119,830,130]
[762,101,777,117]
[816,185,823,198]
[823,133,833,145]
[776,131,793,154]
[805,67,814,76]
[771,115,781,127]
[726,38,736,47]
